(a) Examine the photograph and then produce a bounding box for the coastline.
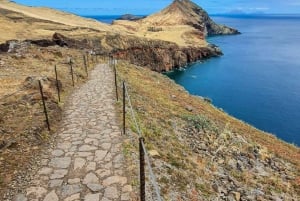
[0,1,299,199]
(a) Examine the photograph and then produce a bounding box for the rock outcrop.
[116,14,145,21]
[5,33,220,72]
[113,43,222,72]
[141,0,240,36]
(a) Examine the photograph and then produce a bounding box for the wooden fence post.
[38,80,50,131]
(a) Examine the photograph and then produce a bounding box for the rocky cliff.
[142,0,240,36]
[0,0,239,72]
[13,33,222,72]
[102,34,222,72]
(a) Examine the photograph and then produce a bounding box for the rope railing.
[110,56,163,201]
[124,83,142,137]
[141,139,163,201]
[124,82,163,201]
[1,52,101,131]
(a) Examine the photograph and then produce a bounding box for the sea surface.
[83,15,122,24]
[89,15,300,146]
[167,15,300,146]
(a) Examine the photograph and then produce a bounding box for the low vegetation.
[0,43,100,197]
[147,27,163,32]
[116,61,300,200]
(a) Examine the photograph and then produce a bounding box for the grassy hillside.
[0,43,103,197]
[115,61,300,200]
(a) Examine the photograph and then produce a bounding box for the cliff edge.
[113,0,240,47]
[142,0,240,36]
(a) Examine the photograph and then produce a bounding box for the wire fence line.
[0,53,101,132]
[124,83,142,137]
[110,57,163,201]
[124,82,163,201]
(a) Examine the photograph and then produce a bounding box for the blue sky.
[13,0,300,15]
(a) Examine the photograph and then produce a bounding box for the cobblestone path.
[16,64,132,201]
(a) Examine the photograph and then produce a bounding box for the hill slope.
[0,0,121,42]
[113,0,239,47]
[142,0,239,36]
[116,61,300,200]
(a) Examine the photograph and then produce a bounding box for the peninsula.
[0,0,299,200]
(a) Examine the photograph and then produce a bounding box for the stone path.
[15,64,132,201]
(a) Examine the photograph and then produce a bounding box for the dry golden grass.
[0,0,128,44]
[115,61,300,198]
[0,0,111,31]
[0,0,207,48]
[0,45,103,197]
[113,20,207,47]
[117,61,300,166]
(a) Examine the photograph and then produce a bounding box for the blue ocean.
[167,15,300,146]
[89,15,300,146]
[83,15,122,24]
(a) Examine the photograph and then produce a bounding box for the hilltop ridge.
[113,0,239,47]
[142,0,240,36]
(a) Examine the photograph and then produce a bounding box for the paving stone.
[73,158,86,170]
[101,143,111,150]
[87,183,103,192]
[43,190,59,201]
[68,178,81,184]
[86,162,96,171]
[79,145,98,152]
[102,176,127,186]
[83,172,99,184]
[72,141,83,145]
[95,169,111,178]
[84,138,99,145]
[49,157,71,169]
[77,152,92,157]
[52,149,64,157]
[61,184,82,198]
[66,152,74,157]
[122,185,133,193]
[84,193,100,201]
[49,179,63,188]
[87,156,94,161]
[95,150,107,162]
[101,198,111,201]
[50,169,68,179]
[103,162,113,169]
[64,193,80,201]
[57,142,72,151]
[121,193,130,201]
[26,187,47,199]
[69,146,77,152]
[104,187,118,199]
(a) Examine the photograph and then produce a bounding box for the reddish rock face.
[2,32,221,72]
[103,33,223,72]
[113,45,222,72]
[50,32,223,72]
